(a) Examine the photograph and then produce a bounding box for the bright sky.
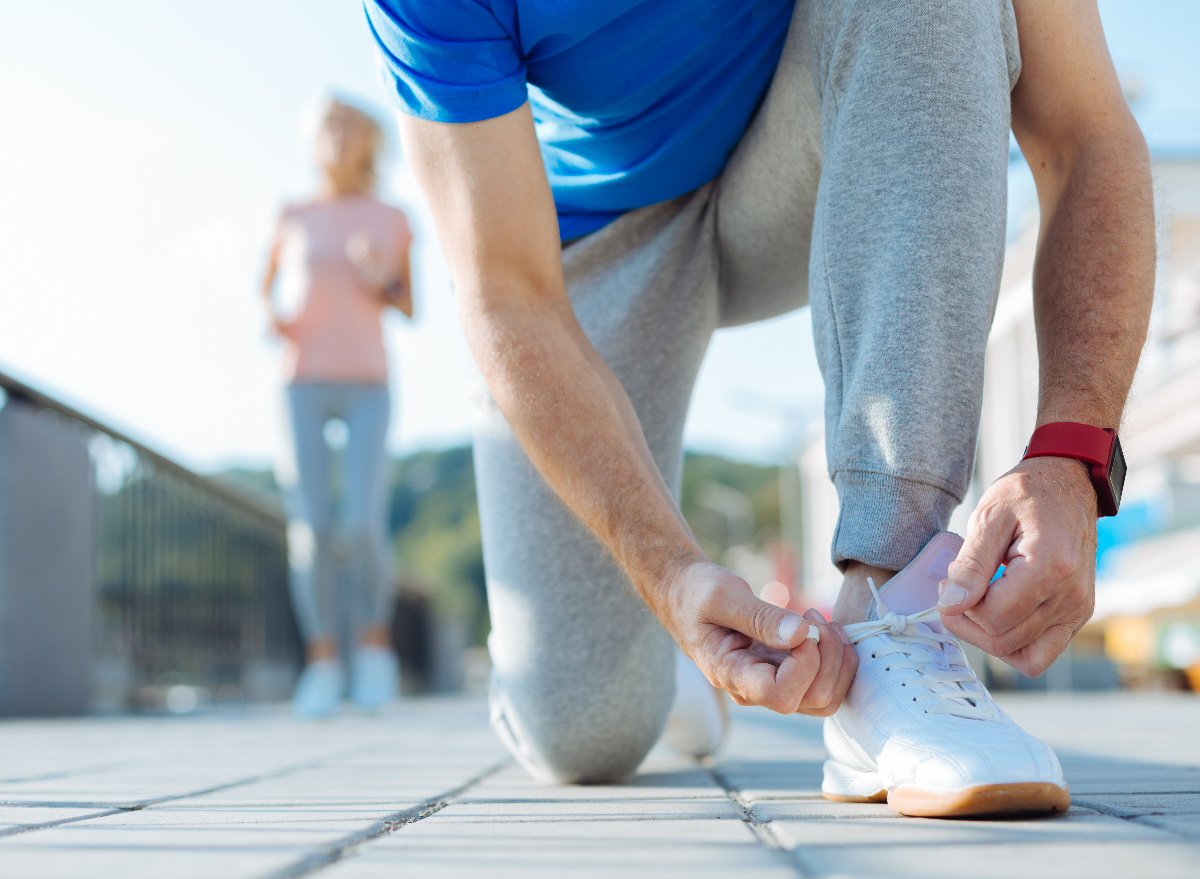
[1,1,1197,472]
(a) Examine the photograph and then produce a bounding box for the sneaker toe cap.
[882,723,1065,792]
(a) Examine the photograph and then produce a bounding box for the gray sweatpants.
[476,0,1022,783]
[283,382,393,644]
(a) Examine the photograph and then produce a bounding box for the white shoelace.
[840,579,998,721]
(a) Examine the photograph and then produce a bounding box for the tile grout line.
[1072,799,1200,842]
[0,740,398,840]
[0,761,134,787]
[257,758,511,879]
[705,762,810,878]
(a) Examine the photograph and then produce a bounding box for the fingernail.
[834,624,851,645]
[803,608,826,624]
[938,585,968,608]
[776,613,802,645]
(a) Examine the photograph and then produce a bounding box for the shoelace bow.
[840,579,998,721]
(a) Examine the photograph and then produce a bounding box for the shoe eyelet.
[870,654,876,659]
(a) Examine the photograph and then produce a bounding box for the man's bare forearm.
[1010,0,1156,430]
[396,105,704,604]
[1031,134,1154,430]
[460,289,704,598]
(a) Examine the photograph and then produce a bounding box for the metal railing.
[0,370,301,710]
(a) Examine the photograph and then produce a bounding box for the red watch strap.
[1022,422,1114,468]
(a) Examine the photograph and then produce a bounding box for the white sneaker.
[662,651,729,758]
[350,645,400,710]
[825,532,1071,818]
[292,659,344,718]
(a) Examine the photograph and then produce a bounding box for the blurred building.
[797,150,1200,690]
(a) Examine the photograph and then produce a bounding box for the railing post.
[0,400,95,715]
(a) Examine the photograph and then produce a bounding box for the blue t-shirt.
[365,0,794,240]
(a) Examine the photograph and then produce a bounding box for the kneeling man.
[365,0,1153,816]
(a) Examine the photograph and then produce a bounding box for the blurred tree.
[216,448,782,649]
[679,453,781,561]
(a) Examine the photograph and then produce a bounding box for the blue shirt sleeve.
[364,0,528,124]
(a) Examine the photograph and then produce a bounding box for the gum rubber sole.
[823,789,888,804]
[887,782,1071,818]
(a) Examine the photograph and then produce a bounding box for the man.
[365,0,1154,816]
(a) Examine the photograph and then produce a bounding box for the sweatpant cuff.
[831,470,960,572]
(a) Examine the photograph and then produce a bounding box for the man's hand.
[938,457,1097,676]
[661,561,857,716]
[956,0,1154,675]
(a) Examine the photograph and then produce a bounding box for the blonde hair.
[302,94,388,192]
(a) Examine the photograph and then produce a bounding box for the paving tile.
[771,808,1200,879]
[1072,793,1200,817]
[1067,780,1200,794]
[75,805,404,830]
[457,760,723,803]
[755,800,898,821]
[322,842,797,879]
[787,837,1200,879]
[1127,812,1200,839]
[323,810,795,879]
[0,841,308,879]
[708,758,825,801]
[406,798,741,822]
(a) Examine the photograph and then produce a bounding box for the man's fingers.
[965,558,1076,636]
[947,605,1082,678]
[942,579,1086,669]
[1002,620,1083,677]
[964,530,1091,635]
[794,611,843,709]
[940,502,1015,615]
[795,610,857,715]
[723,639,818,713]
[710,586,808,651]
[942,596,1054,658]
[799,641,858,717]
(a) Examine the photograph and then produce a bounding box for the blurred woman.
[262,96,413,717]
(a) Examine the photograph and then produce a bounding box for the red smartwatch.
[1022,422,1126,517]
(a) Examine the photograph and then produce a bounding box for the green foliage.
[679,452,781,560]
[388,448,486,635]
[214,448,781,649]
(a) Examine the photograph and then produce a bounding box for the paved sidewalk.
[1,692,1198,878]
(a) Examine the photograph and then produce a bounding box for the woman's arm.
[345,231,414,317]
[385,245,414,318]
[260,220,290,337]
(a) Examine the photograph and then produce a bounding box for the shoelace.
[840,579,999,721]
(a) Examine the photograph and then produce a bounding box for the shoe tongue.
[872,532,963,617]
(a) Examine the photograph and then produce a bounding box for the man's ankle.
[833,561,899,626]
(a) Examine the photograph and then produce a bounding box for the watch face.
[1108,436,1127,511]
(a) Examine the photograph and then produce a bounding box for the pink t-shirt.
[273,195,412,384]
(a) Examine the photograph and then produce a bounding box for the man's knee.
[491,661,674,785]
[832,0,1019,84]
[528,720,664,785]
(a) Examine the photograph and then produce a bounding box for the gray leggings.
[283,382,392,644]
[477,0,1021,783]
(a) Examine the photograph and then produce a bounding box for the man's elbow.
[1021,113,1150,200]
[1086,112,1150,174]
